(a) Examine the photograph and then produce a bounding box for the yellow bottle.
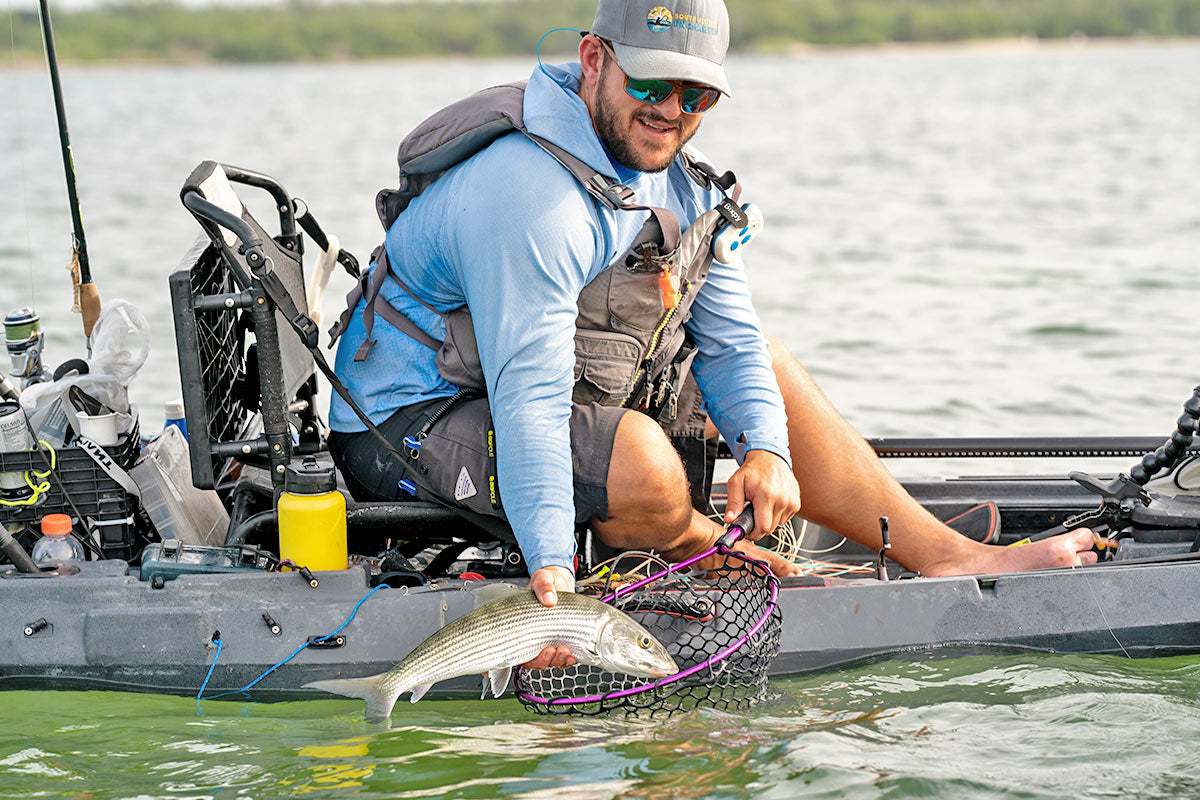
[277,456,347,571]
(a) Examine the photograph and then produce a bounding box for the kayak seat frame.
[170,161,504,567]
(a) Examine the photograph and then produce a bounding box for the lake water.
[2,42,1199,798]
[2,655,1199,799]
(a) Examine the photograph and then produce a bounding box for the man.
[329,0,1096,667]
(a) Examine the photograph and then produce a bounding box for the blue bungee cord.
[536,27,582,80]
[196,583,389,702]
[196,634,223,699]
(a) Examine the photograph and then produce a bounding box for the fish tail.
[304,674,400,721]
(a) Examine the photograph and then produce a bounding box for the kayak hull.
[5,558,1198,699]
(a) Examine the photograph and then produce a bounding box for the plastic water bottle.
[164,398,187,440]
[31,513,85,568]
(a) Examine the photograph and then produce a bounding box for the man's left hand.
[523,565,577,670]
[724,449,801,540]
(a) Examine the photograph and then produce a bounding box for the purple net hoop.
[515,538,782,717]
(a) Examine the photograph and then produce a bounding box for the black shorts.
[329,396,630,525]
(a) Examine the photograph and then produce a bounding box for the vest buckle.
[588,175,636,208]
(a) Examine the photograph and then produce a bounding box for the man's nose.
[652,91,684,119]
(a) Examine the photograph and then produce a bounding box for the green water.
[4,655,1198,799]
[2,43,1198,800]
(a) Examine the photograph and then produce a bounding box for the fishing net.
[515,530,781,717]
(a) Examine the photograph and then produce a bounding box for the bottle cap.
[41,513,72,536]
[164,398,184,419]
[284,456,337,495]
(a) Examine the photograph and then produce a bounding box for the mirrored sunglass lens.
[680,88,719,113]
[625,78,673,104]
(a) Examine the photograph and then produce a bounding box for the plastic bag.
[21,374,134,448]
[87,299,150,385]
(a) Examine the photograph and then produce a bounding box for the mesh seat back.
[170,161,315,489]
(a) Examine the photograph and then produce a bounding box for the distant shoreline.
[783,34,1200,55]
[8,0,1199,65]
[4,35,1198,69]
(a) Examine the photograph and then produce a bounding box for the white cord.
[794,519,849,555]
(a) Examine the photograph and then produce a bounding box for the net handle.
[599,504,756,603]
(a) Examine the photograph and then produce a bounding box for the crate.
[0,424,141,561]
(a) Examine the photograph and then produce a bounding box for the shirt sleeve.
[686,251,791,467]
[442,137,603,575]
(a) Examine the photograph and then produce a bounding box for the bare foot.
[922,528,1099,577]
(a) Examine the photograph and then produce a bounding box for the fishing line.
[1081,566,1132,659]
[791,521,851,556]
[6,0,39,308]
[706,491,844,563]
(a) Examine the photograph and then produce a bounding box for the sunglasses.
[624,76,721,115]
[599,40,721,115]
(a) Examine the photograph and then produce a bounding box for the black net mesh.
[190,245,253,482]
[516,547,781,717]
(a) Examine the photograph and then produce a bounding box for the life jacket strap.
[525,132,683,253]
[329,245,445,362]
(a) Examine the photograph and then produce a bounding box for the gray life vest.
[329,81,746,440]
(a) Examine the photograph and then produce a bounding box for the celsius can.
[0,400,33,494]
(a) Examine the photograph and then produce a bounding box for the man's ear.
[579,34,606,88]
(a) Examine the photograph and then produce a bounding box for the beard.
[592,60,700,173]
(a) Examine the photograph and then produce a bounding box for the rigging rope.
[0,441,55,508]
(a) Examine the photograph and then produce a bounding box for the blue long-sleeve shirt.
[330,62,789,574]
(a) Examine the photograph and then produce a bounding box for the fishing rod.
[36,0,101,344]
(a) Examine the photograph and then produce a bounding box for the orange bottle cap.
[41,514,73,536]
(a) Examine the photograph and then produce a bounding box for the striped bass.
[305,587,678,720]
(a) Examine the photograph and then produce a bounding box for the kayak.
[4,464,1198,698]
[2,161,1198,700]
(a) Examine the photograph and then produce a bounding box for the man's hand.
[523,565,577,670]
[724,449,801,540]
[528,564,575,608]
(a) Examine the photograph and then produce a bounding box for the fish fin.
[409,683,433,703]
[305,674,400,722]
[488,666,512,698]
[471,582,525,609]
[480,674,489,700]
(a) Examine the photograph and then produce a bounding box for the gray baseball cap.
[590,0,732,96]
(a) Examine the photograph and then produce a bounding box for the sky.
[14,0,473,9]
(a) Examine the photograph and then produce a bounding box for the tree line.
[6,0,1199,63]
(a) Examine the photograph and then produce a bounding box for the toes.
[1067,527,1096,546]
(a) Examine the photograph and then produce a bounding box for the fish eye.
[638,636,652,650]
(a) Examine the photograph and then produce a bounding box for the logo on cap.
[647,6,673,33]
